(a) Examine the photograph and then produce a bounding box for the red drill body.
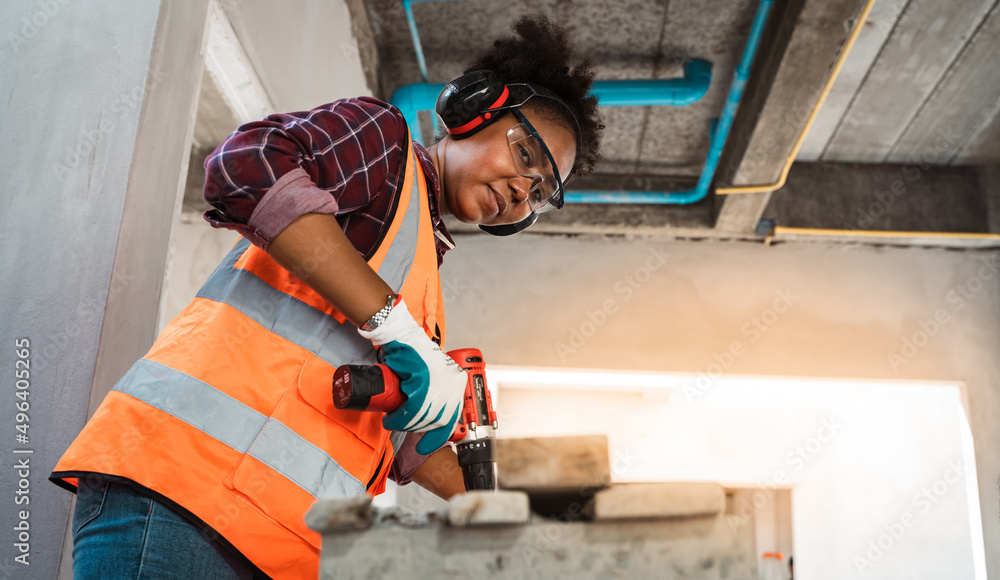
[332,348,498,490]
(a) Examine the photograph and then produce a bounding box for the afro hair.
[464,15,604,176]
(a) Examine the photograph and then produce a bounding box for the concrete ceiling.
[364,0,1000,177]
[797,0,1000,165]
[366,0,759,178]
[354,0,1000,245]
[184,0,1000,246]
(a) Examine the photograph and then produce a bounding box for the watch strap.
[361,294,398,332]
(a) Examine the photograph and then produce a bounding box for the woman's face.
[437,107,577,226]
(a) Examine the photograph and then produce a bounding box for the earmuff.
[436,70,580,236]
[435,70,511,140]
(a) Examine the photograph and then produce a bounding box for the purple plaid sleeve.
[388,431,430,486]
[202,97,406,255]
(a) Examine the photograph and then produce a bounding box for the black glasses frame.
[508,108,566,210]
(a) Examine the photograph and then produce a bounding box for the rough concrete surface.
[361,0,757,178]
[1,1,210,578]
[313,507,757,580]
[306,495,376,534]
[762,161,989,233]
[823,0,999,163]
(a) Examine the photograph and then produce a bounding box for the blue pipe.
[403,0,468,83]
[396,0,772,204]
[388,82,444,146]
[389,59,713,145]
[402,0,429,83]
[564,0,775,204]
[591,60,711,107]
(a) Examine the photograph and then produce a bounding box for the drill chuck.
[456,438,496,491]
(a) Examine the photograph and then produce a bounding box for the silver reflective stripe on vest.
[197,240,374,367]
[389,431,407,454]
[115,359,365,498]
[196,163,423,368]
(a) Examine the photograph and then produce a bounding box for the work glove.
[358,297,466,455]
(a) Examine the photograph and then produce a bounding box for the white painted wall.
[488,369,982,579]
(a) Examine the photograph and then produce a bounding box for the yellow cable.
[716,0,878,195]
[774,227,1000,241]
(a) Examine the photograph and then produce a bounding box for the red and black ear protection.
[436,70,581,236]
[435,70,511,140]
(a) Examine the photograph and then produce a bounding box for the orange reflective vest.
[52,136,445,580]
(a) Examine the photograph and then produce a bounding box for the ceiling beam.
[712,0,871,235]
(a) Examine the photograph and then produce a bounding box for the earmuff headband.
[446,85,510,136]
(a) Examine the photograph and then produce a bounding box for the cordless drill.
[332,348,498,491]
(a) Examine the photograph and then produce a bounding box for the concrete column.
[0,0,209,577]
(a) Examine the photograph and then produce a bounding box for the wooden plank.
[584,482,725,521]
[823,0,997,162]
[495,435,611,493]
[887,2,1000,164]
[446,490,531,526]
[796,0,909,161]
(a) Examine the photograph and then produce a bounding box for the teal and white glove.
[358,297,466,455]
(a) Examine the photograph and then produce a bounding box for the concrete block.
[495,435,611,493]
[305,495,375,534]
[584,483,725,521]
[447,490,530,526]
[314,494,758,579]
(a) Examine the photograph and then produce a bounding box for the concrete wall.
[314,506,758,580]
[0,0,208,577]
[158,219,240,333]
[222,0,372,112]
[159,0,377,331]
[438,233,1000,579]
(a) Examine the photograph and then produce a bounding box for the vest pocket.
[295,354,393,498]
[224,359,325,548]
[225,356,384,549]
[296,354,389,453]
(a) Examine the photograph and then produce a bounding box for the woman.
[51,15,603,580]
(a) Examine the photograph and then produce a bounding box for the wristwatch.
[361,294,397,331]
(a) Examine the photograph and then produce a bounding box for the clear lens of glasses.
[506,124,564,213]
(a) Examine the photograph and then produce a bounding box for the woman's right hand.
[358,298,467,455]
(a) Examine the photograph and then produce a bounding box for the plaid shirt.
[203,96,453,265]
[201,96,454,483]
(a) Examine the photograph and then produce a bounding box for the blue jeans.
[72,477,269,579]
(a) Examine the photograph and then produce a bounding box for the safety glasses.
[506,108,569,214]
